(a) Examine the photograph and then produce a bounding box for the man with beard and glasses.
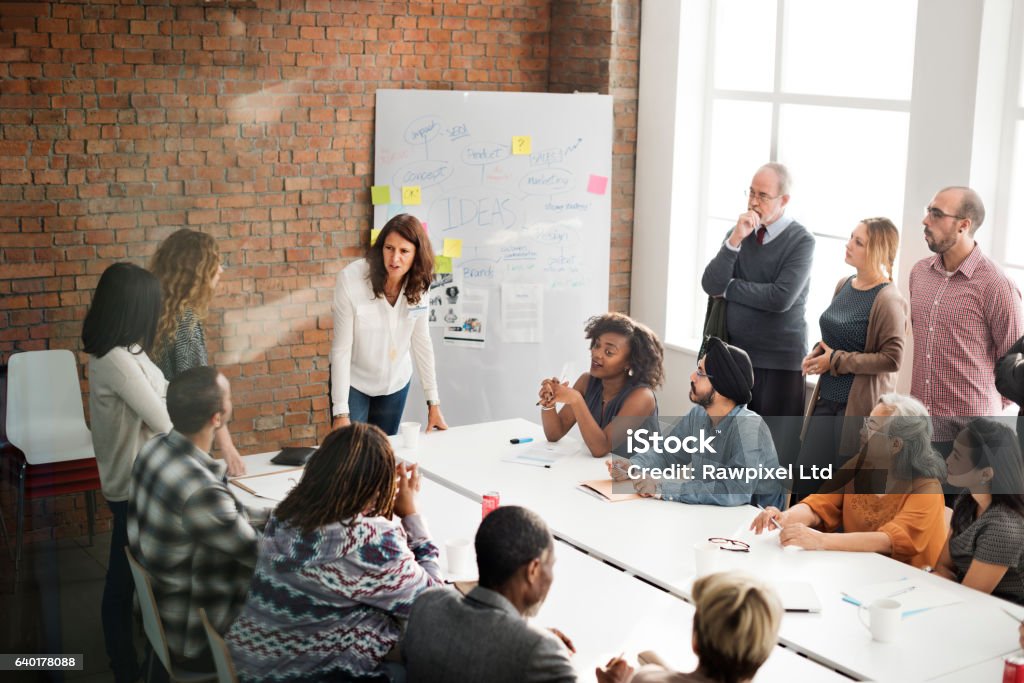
[909,187,1023,465]
[403,506,631,683]
[609,337,785,508]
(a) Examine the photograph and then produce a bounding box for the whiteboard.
[374,89,613,426]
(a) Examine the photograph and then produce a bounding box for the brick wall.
[0,0,639,543]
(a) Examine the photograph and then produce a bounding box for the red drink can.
[1004,656,1024,683]
[482,491,500,518]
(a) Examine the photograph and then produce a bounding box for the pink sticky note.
[587,174,608,195]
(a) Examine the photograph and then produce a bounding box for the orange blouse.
[801,477,946,568]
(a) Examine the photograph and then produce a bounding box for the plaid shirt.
[909,247,1023,441]
[128,430,269,662]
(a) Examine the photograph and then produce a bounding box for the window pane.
[805,234,849,342]
[782,0,917,100]
[713,0,777,92]
[1004,121,1024,265]
[778,105,909,240]
[706,99,773,219]
[1006,267,1024,298]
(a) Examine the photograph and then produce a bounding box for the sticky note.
[435,255,452,274]
[512,136,531,155]
[442,238,462,258]
[402,185,422,205]
[370,229,381,245]
[587,174,608,195]
[371,185,391,205]
[421,222,428,233]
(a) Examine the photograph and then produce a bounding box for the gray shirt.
[404,586,576,683]
[950,499,1024,605]
[701,219,814,371]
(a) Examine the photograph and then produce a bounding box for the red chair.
[1,350,101,572]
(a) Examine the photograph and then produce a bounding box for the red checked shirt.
[909,246,1023,441]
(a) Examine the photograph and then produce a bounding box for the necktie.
[756,226,767,245]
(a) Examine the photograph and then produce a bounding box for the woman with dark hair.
[150,228,245,475]
[799,218,908,471]
[330,213,447,435]
[82,262,172,683]
[226,423,443,682]
[538,312,664,457]
[935,418,1024,604]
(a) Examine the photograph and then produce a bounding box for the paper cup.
[445,538,474,577]
[693,540,718,577]
[400,422,421,449]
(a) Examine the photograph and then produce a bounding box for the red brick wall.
[0,0,639,543]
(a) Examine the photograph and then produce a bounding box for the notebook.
[577,479,642,503]
[770,581,823,613]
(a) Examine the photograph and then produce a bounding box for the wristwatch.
[334,412,349,419]
[426,400,440,407]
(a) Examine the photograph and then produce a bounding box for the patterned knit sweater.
[225,512,442,683]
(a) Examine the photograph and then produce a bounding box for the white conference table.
[231,451,845,682]
[382,418,1023,682]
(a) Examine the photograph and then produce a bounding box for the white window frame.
[632,0,1017,361]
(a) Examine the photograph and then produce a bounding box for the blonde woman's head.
[150,229,221,358]
[691,571,782,683]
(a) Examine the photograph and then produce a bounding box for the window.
[633,1,1023,352]
[694,0,917,344]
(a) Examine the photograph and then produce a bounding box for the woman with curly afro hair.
[150,228,245,475]
[538,312,664,457]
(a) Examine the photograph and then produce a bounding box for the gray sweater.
[701,220,814,370]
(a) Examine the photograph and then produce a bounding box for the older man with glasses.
[909,186,1023,479]
[701,162,815,466]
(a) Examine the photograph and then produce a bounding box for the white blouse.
[330,259,439,416]
[88,345,172,501]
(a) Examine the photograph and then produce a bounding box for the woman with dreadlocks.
[225,423,443,682]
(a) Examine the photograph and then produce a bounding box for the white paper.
[500,282,543,343]
[230,469,303,502]
[443,287,488,348]
[428,271,462,328]
[843,579,963,616]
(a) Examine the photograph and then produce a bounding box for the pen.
[1002,607,1024,624]
[885,585,916,599]
[510,437,534,444]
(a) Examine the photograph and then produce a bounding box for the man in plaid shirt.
[910,186,1023,457]
[128,366,269,670]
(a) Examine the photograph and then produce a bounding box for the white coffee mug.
[445,538,473,577]
[693,540,718,578]
[858,598,902,643]
[400,422,421,449]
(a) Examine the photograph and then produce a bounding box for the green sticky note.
[402,185,422,205]
[371,185,391,205]
[435,255,452,274]
[442,238,463,258]
[370,229,381,245]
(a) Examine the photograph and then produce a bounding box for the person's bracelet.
[541,405,555,411]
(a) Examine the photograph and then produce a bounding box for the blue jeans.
[348,383,410,436]
[103,501,139,683]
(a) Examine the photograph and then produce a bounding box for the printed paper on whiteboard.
[443,287,488,348]
[501,283,543,343]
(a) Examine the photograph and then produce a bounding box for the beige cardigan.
[803,276,909,458]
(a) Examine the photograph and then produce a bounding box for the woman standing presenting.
[799,217,907,473]
[82,263,173,683]
[151,228,245,475]
[331,214,447,435]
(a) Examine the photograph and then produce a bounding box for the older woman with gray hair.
[751,393,947,568]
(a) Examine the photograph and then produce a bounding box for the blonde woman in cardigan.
[797,218,908,489]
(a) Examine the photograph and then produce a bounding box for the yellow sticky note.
[442,238,462,258]
[512,136,531,155]
[371,185,391,205]
[370,229,381,245]
[402,185,422,205]
[435,255,452,274]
